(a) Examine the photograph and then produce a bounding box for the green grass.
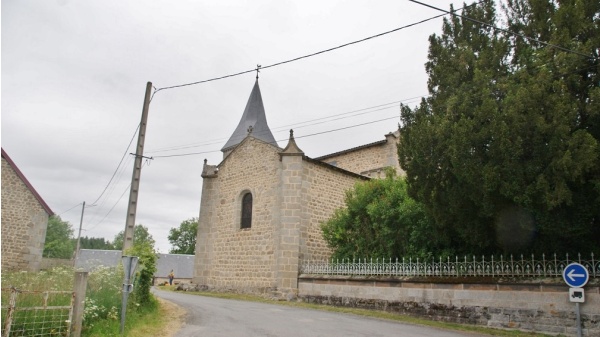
[159,286,555,337]
[82,297,160,337]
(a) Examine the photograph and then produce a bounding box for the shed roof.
[156,253,194,279]
[74,249,195,279]
[75,249,121,271]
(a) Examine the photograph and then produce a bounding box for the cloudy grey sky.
[2,0,457,253]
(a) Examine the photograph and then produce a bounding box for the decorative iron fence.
[300,253,599,279]
[1,287,74,337]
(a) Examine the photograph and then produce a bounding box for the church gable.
[194,80,404,297]
[196,136,282,291]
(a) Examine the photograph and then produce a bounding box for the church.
[192,80,402,297]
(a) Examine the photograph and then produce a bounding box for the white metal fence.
[300,253,599,278]
[1,287,74,337]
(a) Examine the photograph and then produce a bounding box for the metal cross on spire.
[255,64,261,79]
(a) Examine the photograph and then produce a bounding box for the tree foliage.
[168,217,198,254]
[113,224,156,251]
[77,236,115,250]
[43,216,75,258]
[321,171,448,259]
[398,0,600,254]
[126,241,157,308]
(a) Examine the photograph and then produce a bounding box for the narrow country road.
[153,288,489,337]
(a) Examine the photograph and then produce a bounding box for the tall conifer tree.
[399,0,599,254]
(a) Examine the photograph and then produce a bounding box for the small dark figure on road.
[168,270,175,285]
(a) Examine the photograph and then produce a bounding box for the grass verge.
[83,296,185,337]
[156,285,555,337]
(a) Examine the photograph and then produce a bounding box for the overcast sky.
[2,0,457,253]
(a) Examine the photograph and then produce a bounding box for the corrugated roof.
[156,253,195,279]
[74,249,195,279]
[1,148,54,216]
[75,249,121,271]
[221,80,277,151]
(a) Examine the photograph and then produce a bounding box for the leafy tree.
[43,216,75,258]
[168,217,198,254]
[398,0,600,254]
[321,171,448,260]
[113,224,155,250]
[76,236,114,250]
[126,241,157,309]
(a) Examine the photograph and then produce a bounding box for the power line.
[86,182,132,232]
[56,202,83,217]
[146,95,424,155]
[89,123,140,206]
[152,114,400,158]
[149,8,461,97]
[86,159,154,231]
[408,0,594,59]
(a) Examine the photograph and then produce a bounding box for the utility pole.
[73,201,85,266]
[122,82,153,253]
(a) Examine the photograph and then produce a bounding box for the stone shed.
[1,148,54,271]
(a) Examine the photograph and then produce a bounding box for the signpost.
[563,263,590,288]
[562,263,589,337]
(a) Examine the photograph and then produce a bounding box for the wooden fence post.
[71,271,88,337]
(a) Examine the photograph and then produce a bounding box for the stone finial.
[280,128,304,158]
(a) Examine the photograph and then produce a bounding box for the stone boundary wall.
[298,275,600,336]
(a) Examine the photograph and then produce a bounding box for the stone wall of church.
[1,157,49,271]
[319,133,403,178]
[301,162,364,262]
[194,138,282,293]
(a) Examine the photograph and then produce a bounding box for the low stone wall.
[298,275,600,336]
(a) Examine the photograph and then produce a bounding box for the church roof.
[221,80,277,151]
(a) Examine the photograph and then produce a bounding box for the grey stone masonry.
[299,276,600,337]
[193,132,368,297]
[1,150,53,271]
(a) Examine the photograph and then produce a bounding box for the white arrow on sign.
[567,269,585,282]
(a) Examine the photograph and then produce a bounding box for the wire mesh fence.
[1,287,74,337]
[300,253,599,278]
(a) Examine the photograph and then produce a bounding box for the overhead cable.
[149,8,466,96]
[408,0,594,59]
[151,115,400,158]
[89,123,140,206]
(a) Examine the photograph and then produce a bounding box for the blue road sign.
[562,263,589,288]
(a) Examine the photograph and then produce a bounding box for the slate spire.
[221,80,277,152]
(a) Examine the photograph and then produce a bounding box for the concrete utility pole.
[122,82,153,253]
[73,201,85,265]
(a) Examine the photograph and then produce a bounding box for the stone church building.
[193,80,401,296]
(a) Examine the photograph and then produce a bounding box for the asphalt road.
[153,288,489,337]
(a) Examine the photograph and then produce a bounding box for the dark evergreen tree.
[399,0,600,254]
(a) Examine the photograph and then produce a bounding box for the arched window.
[241,193,252,229]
